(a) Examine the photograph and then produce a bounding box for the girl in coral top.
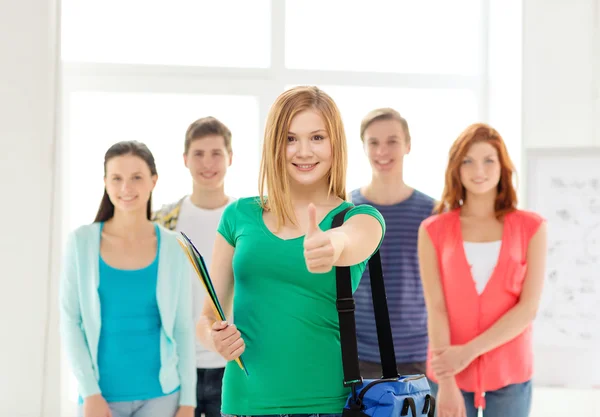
[418,123,547,417]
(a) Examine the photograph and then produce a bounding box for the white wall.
[522,0,600,416]
[0,0,61,416]
[522,0,598,149]
[0,0,598,416]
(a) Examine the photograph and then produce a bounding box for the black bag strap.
[423,394,436,417]
[401,397,417,416]
[332,208,398,387]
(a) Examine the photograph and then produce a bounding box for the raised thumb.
[307,203,319,236]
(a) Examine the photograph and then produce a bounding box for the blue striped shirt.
[351,188,435,364]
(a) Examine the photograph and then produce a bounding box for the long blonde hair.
[258,86,347,230]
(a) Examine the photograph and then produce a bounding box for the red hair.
[434,123,518,218]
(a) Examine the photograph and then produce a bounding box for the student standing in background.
[418,123,547,417]
[154,117,234,417]
[351,108,434,378]
[196,86,386,416]
[60,141,196,417]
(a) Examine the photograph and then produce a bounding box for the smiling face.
[459,141,502,197]
[104,153,157,215]
[285,109,332,189]
[363,118,410,176]
[183,134,232,190]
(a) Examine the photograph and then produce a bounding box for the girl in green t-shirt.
[196,86,385,416]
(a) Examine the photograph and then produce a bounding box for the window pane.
[285,0,481,75]
[289,86,479,200]
[64,92,260,236]
[61,0,271,68]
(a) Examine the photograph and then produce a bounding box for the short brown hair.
[360,108,411,144]
[184,116,232,154]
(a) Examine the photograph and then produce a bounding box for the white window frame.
[61,0,491,170]
[57,0,495,414]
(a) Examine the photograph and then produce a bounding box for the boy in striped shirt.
[351,108,434,377]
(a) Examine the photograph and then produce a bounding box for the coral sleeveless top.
[422,209,544,408]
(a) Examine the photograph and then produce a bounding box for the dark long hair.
[94,141,158,223]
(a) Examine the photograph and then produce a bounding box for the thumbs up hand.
[304,203,345,273]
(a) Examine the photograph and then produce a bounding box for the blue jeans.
[222,415,341,417]
[196,367,225,417]
[77,391,179,417]
[429,379,532,417]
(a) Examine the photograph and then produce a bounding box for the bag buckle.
[336,298,355,313]
[344,380,364,410]
[343,377,362,387]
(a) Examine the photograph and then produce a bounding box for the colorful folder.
[177,231,248,376]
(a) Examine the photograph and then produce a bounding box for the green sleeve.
[217,200,238,247]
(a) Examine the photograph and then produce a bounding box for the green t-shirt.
[217,197,385,414]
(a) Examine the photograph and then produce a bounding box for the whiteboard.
[526,148,600,389]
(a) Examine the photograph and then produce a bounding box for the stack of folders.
[177,231,249,376]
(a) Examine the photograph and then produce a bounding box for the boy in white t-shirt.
[153,116,234,417]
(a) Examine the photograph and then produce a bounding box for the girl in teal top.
[59,141,196,417]
[196,86,386,415]
[96,221,164,402]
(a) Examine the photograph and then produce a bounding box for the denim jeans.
[77,391,179,417]
[429,379,532,417]
[196,367,225,417]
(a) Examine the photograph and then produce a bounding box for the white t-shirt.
[175,195,235,369]
[463,240,501,295]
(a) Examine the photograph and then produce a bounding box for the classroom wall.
[0,0,62,416]
[522,0,599,149]
[522,0,599,416]
[0,0,597,416]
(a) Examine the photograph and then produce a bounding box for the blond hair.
[360,107,411,144]
[258,86,347,230]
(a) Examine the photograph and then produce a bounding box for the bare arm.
[330,214,383,266]
[196,233,235,352]
[466,222,547,357]
[417,224,456,385]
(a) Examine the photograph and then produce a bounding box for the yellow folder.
[177,232,248,376]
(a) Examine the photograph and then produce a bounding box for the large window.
[61,0,271,68]
[63,92,260,234]
[313,86,478,198]
[285,0,482,75]
[60,1,493,412]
